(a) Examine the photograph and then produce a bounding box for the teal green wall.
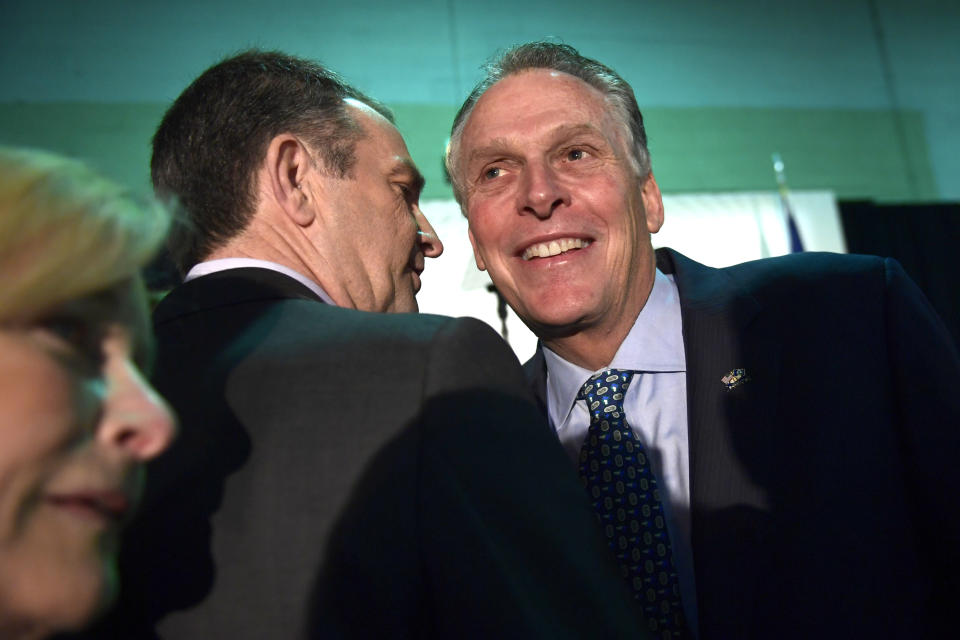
[1,1,956,202]
[0,103,166,194]
[642,107,936,201]
[0,102,937,202]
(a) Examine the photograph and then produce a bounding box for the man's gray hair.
[445,41,651,204]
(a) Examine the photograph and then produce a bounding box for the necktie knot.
[577,369,635,416]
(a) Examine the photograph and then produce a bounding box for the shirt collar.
[543,268,686,429]
[184,258,336,306]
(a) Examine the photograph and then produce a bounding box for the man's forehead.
[481,69,603,109]
[344,99,396,137]
[462,71,614,150]
[345,101,413,161]
[339,98,424,192]
[466,70,608,132]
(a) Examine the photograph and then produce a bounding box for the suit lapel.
[659,248,780,637]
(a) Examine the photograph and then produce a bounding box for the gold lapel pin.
[721,368,750,390]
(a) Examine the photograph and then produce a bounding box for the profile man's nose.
[416,207,444,258]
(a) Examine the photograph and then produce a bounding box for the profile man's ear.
[265,134,315,226]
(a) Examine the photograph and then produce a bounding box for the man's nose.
[518,162,569,219]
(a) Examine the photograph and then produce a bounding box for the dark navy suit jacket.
[525,248,960,639]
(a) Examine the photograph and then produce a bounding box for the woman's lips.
[46,490,131,524]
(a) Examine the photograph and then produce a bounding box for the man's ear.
[641,173,664,234]
[467,226,487,271]
[265,133,315,227]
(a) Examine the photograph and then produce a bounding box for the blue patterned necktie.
[578,369,686,639]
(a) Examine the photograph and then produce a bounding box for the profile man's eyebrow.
[390,158,426,195]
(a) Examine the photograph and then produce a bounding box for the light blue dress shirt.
[543,268,698,634]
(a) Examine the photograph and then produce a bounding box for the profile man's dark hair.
[151,50,393,273]
[445,41,650,204]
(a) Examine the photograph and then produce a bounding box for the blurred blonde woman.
[0,147,176,639]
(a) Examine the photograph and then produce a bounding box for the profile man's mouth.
[522,237,591,261]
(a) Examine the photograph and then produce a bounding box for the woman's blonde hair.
[0,147,169,321]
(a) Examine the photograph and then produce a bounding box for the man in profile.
[446,41,960,639]
[84,50,645,639]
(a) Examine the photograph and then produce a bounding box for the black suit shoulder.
[662,249,960,638]
[723,251,887,295]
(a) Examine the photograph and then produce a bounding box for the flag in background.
[772,153,805,253]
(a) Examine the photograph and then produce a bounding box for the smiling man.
[447,42,960,639]
[79,50,648,639]
[452,68,663,371]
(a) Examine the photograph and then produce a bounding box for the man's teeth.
[522,238,590,260]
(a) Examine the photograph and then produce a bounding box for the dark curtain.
[840,201,960,350]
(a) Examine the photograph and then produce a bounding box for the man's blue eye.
[568,149,584,161]
[484,167,500,180]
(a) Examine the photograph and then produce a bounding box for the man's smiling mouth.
[522,238,591,261]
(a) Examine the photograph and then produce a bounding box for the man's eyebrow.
[390,158,426,196]
[466,123,606,164]
[466,137,512,164]
[551,122,605,140]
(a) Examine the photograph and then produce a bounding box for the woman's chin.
[0,553,116,638]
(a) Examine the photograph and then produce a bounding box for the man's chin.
[526,317,590,341]
[512,297,598,338]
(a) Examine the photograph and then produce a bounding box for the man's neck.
[538,306,646,371]
[539,266,656,371]
[204,211,335,290]
[542,324,631,371]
